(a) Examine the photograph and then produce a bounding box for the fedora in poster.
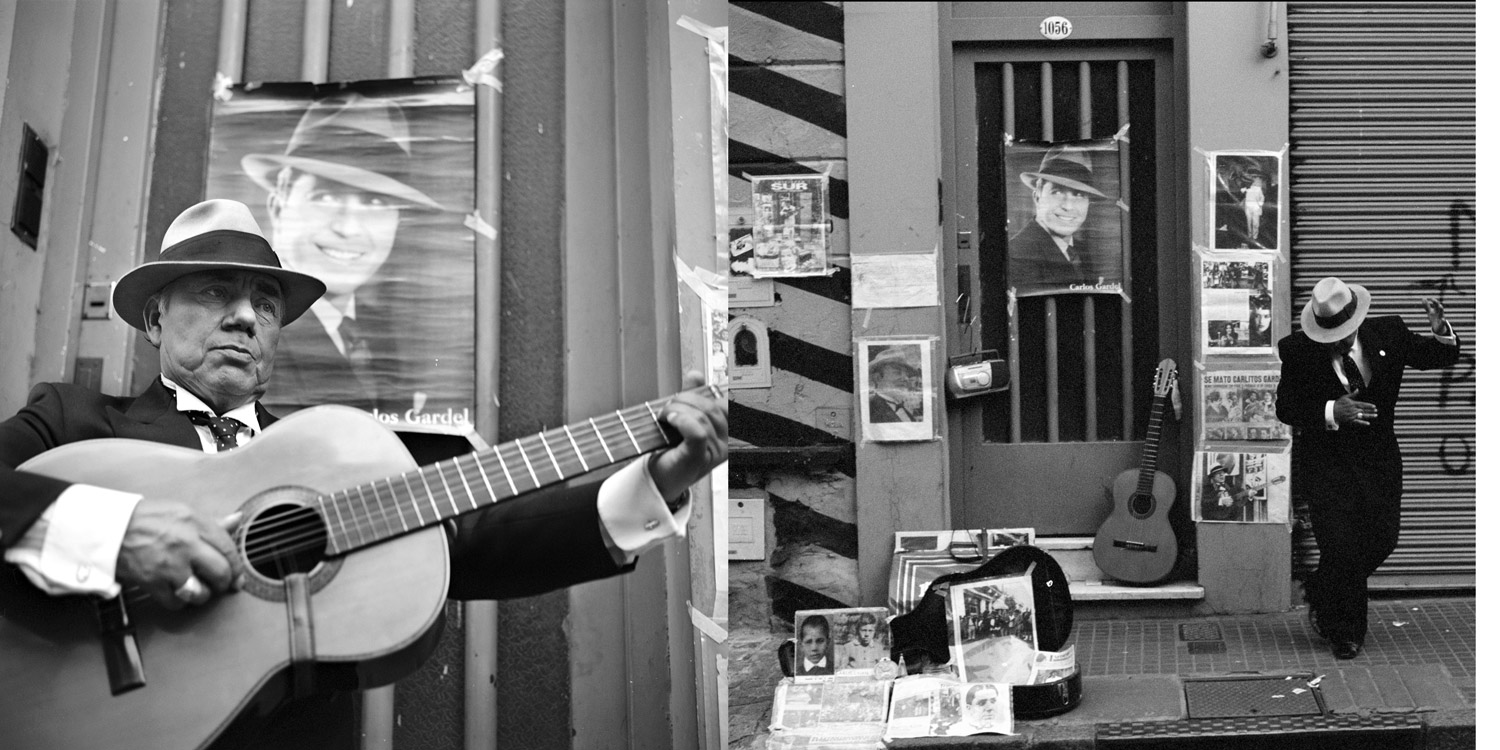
[1274,277,1459,659]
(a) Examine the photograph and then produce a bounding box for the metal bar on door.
[302,0,331,84]
[466,1,504,749]
[1117,61,1135,440]
[1041,62,1059,443]
[1079,61,1098,441]
[1004,63,1022,443]
[388,0,415,79]
[217,0,247,83]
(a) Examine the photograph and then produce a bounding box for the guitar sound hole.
[1129,493,1154,518]
[244,503,328,581]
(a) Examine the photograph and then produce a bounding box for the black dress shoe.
[1307,607,1328,640]
[1332,640,1362,660]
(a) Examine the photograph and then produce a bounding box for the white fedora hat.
[1300,277,1371,344]
[112,199,326,330]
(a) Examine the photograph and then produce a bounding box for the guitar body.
[0,407,449,750]
[1092,468,1178,584]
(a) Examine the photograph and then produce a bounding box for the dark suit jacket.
[1274,315,1460,506]
[262,313,378,414]
[868,394,905,424]
[1007,220,1097,291]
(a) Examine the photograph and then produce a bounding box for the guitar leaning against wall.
[0,387,716,750]
[1091,359,1180,585]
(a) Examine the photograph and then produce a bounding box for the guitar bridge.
[1112,539,1159,553]
[94,595,146,695]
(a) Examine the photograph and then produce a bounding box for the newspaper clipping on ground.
[884,676,1014,739]
[768,679,890,749]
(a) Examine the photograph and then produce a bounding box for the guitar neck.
[1133,394,1167,497]
[320,386,716,555]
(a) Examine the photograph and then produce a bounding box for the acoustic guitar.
[1091,359,1179,585]
[0,387,715,750]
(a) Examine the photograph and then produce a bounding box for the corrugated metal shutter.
[1287,2,1475,587]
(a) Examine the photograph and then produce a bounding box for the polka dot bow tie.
[184,411,246,452]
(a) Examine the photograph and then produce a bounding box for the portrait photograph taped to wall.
[1193,451,1290,524]
[1004,138,1125,297]
[859,339,935,442]
[1210,151,1281,252]
[208,79,476,429]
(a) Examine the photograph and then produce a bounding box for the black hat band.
[1314,297,1358,330]
[287,126,411,176]
[159,229,282,268]
[1033,158,1095,190]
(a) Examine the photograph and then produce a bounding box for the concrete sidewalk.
[729,597,1475,749]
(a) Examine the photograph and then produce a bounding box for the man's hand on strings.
[647,371,728,508]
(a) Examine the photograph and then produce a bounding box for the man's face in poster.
[872,363,913,395]
[857,623,876,646]
[268,169,401,302]
[964,685,999,728]
[1032,179,1091,243]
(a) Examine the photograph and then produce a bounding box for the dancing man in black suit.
[1275,277,1458,659]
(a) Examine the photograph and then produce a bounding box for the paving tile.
[1337,666,1387,709]
[1316,669,1357,712]
[1394,664,1468,709]
[1367,665,1415,708]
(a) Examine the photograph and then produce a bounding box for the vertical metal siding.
[1288,2,1476,585]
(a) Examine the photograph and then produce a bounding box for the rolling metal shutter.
[1287,2,1475,587]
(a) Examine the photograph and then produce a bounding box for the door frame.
[940,23,1191,535]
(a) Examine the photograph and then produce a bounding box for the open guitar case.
[887,544,1082,719]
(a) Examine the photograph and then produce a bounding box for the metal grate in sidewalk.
[1097,713,1423,749]
[1182,675,1322,719]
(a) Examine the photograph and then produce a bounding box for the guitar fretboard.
[316,387,716,555]
[1133,384,1171,498]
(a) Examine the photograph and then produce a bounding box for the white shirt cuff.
[1434,321,1456,344]
[598,456,691,565]
[1324,400,1339,431]
[2,484,141,597]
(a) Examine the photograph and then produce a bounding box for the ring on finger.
[175,575,208,602]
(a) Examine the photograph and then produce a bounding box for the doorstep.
[1035,537,1205,602]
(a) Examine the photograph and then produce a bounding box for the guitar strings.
[231,406,672,561]
[237,406,664,550]
[236,402,664,546]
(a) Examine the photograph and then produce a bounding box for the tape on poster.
[675,255,727,308]
[689,603,728,644]
[464,211,498,241]
[675,15,727,44]
[463,48,505,94]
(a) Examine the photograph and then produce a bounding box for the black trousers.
[1305,493,1401,644]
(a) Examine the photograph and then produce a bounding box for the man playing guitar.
[0,200,728,749]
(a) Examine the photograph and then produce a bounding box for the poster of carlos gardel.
[207,79,476,429]
[1005,139,1125,297]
